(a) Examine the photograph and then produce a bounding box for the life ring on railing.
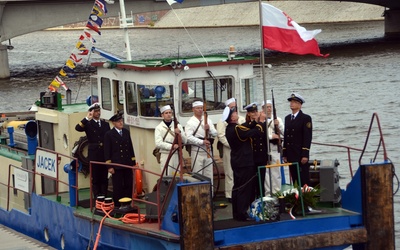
[121,213,146,224]
[134,169,144,197]
[72,136,89,176]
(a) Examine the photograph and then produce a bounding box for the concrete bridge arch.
[0,0,399,78]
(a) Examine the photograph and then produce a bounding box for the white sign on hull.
[35,149,58,179]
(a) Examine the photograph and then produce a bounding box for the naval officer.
[75,103,110,199]
[104,113,136,207]
[282,93,313,186]
[225,106,264,221]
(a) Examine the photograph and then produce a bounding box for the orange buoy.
[135,169,143,196]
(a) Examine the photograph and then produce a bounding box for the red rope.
[93,200,146,250]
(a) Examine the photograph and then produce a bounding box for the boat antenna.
[118,0,132,61]
[168,5,208,67]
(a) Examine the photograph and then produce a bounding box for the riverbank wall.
[155,1,384,28]
[53,1,384,30]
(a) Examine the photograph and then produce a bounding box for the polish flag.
[166,0,184,5]
[261,3,328,57]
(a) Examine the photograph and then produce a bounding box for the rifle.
[271,89,282,154]
[169,105,184,181]
[203,101,211,157]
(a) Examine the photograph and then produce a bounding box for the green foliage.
[274,185,321,214]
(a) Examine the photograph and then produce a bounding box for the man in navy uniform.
[225,106,264,221]
[75,103,110,199]
[242,102,268,198]
[104,113,136,207]
[282,93,312,187]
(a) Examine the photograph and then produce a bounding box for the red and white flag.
[261,3,328,57]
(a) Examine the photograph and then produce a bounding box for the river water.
[1,20,400,247]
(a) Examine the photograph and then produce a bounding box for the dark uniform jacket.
[75,118,110,162]
[104,128,136,169]
[242,121,268,166]
[282,110,312,161]
[226,123,264,169]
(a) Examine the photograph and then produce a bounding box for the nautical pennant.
[89,14,103,27]
[86,21,101,35]
[47,0,110,92]
[95,0,108,13]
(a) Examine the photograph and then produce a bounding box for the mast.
[258,0,271,163]
[118,0,132,61]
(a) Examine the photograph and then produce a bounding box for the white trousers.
[264,144,282,196]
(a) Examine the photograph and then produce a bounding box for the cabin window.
[240,78,257,110]
[180,76,233,114]
[90,76,99,104]
[101,78,112,111]
[132,84,174,117]
[117,80,124,105]
[125,82,138,116]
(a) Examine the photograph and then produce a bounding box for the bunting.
[48,0,109,92]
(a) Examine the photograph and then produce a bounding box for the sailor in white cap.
[192,100,203,108]
[154,105,187,175]
[224,97,236,107]
[216,97,245,202]
[283,92,312,186]
[287,92,305,104]
[185,100,217,185]
[75,102,111,199]
[263,100,284,196]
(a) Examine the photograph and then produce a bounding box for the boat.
[0,1,396,250]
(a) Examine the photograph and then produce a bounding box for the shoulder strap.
[162,127,171,142]
[192,120,202,136]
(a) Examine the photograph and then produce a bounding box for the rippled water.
[2,20,400,247]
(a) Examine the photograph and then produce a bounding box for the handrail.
[312,113,388,179]
[1,151,79,212]
[311,141,362,179]
[5,164,35,211]
[34,147,80,206]
[89,161,165,229]
[359,112,388,165]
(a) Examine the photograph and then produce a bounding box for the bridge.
[0,0,399,78]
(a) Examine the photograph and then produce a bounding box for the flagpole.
[119,0,132,61]
[258,0,271,166]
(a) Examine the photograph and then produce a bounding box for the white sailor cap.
[261,100,273,107]
[225,98,236,106]
[192,101,203,107]
[160,105,172,114]
[287,93,305,104]
[244,102,258,112]
[88,102,101,111]
[221,106,233,122]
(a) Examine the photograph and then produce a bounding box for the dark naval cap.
[88,102,101,111]
[287,93,305,104]
[244,102,258,112]
[109,113,123,122]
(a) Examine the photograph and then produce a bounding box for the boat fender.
[135,169,144,197]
